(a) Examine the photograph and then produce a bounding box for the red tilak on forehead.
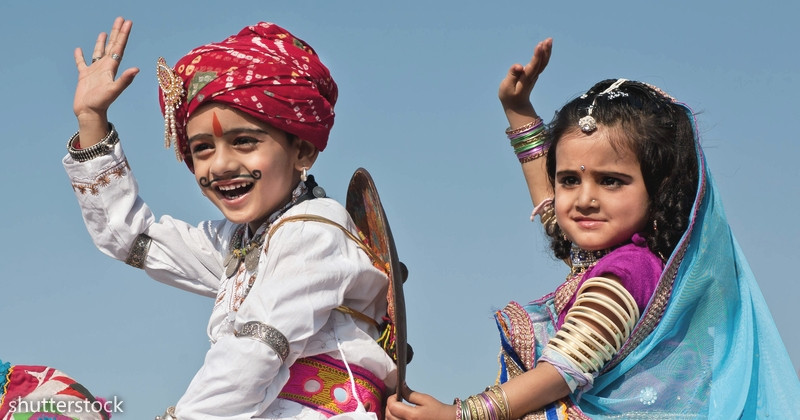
[212,112,223,137]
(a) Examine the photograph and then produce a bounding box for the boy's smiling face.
[186,104,317,231]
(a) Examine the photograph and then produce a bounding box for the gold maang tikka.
[157,57,185,161]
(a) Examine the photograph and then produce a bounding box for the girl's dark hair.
[545,79,698,260]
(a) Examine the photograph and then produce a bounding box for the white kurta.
[64,143,397,419]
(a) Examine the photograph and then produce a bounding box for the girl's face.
[186,104,317,232]
[554,125,649,251]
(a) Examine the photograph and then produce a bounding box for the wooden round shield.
[345,168,410,401]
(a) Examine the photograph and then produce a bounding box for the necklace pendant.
[244,247,261,272]
[223,252,234,267]
[225,256,241,278]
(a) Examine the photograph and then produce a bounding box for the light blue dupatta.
[496,104,800,418]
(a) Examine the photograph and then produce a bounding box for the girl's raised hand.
[498,38,552,123]
[72,17,139,146]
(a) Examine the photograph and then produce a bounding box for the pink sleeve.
[586,240,664,312]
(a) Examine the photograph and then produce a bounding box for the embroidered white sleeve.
[63,142,228,297]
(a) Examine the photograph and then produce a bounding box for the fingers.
[524,38,553,80]
[385,393,422,420]
[82,17,132,67]
[106,17,132,63]
[91,31,108,63]
[533,38,553,74]
[404,390,434,405]
[385,393,408,420]
[74,47,87,70]
[506,63,525,80]
[116,67,140,89]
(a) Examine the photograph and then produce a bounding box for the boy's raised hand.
[72,17,139,147]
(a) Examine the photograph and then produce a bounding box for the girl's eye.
[558,176,580,186]
[601,177,624,187]
[559,176,579,187]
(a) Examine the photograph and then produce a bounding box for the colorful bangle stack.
[455,385,511,420]
[506,118,549,163]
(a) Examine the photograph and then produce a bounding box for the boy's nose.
[210,147,239,177]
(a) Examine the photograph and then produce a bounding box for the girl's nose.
[577,186,598,209]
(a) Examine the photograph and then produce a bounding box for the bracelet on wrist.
[67,123,119,162]
[507,119,549,163]
[505,117,543,136]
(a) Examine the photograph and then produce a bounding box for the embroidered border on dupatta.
[500,301,536,370]
[601,112,707,374]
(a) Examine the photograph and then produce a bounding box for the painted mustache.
[199,169,262,189]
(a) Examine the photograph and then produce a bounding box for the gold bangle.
[468,395,487,420]
[505,118,543,136]
[485,386,511,420]
[519,149,547,163]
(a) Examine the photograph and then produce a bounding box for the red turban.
[158,22,338,171]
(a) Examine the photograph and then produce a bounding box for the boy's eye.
[233,136,259,146]
[191,143,212,154]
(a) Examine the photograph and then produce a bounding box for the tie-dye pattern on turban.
[158,22,338,171]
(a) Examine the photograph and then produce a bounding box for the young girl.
[386,39,800,418]
[65,17,396,419]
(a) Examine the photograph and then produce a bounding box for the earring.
[653,220,658,232]
[301,167,308,182]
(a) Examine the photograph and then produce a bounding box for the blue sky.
[1,1,798,418]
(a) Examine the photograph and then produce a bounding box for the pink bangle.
[517,144,549,163]
[454,398,462,420]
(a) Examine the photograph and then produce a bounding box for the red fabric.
[0,365,108,419]
[159,22,338,170]
[0,365,76,417]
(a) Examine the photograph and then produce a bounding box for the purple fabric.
[558,234,663,327]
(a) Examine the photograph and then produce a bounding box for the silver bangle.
[67,123,119,162]
[125,233,152,269]
[234,321,290,362]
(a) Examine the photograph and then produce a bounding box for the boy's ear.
[294,138,320,171]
